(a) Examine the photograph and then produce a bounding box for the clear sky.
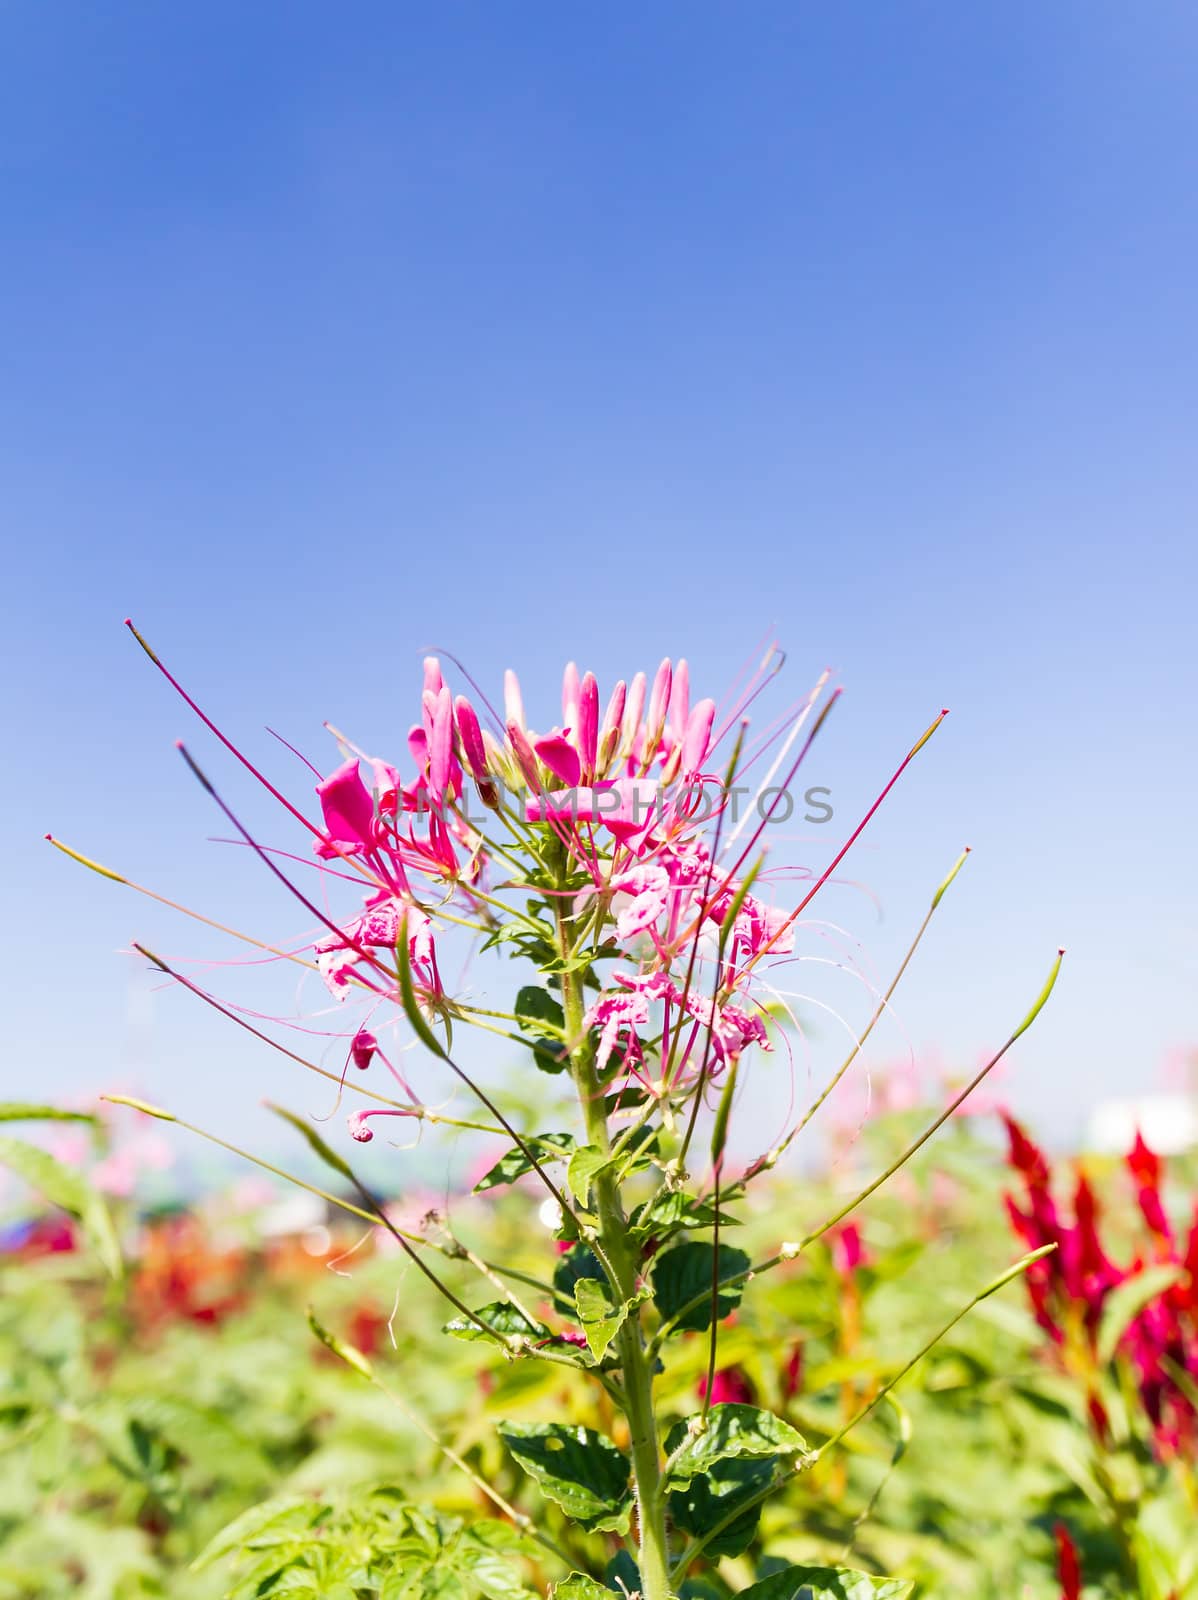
[4,3,1195,1165]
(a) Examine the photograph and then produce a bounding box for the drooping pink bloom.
[583,989,652,1073]
[350,1029,378,1071]
[347,1105,419,1143]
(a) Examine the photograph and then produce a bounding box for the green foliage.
[496,1422,632,1532]
[0,1134,121,1277]
[663,1404,808,1487]
[739,1568,913,1600]
[196,1490,542,1600]
[4,1102,1194,1598]
[651,1240,751,1333]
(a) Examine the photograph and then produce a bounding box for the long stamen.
[175,742,396,989]
[132,943,430,1115]
[126,620,324,842]
[739,707,948,979]
[46,835,319,973]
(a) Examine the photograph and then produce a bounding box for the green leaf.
[664,1404,808,1488]
[738,1567,913,1600]
[514,985,568,1074]
[652,1240,750,1333]
[566,1143,611,1205]
[0,1103,97,1124]
[497,1422,632,1532]
[1097,1263,1183,1365]
[552,1578,611,1600]
[604,1553,641,1595]
[514,986,566,1034]
[190,1495,316,1571]
[0,1133,121,1277]
[669,1456,775,1559]
[474,1135,574,1193]
[629,1189,740,1243]
[266,1102,359,1186]
[553,1243,607,1304]
[573,1280,647,1363]
[443,1302,548,1343]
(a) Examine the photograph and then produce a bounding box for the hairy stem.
[556,904,673,1600]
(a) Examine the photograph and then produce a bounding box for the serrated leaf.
[474,1135,574,1193]
[0,1134,121,1277]
[497,1422,631,1532]
[664,1404,808,1488]
[652,1240,750,1333]
[566,1144,611,1206]
[443,1302,547,1344]
[1097,1263,1183,1365]
[738,1567,912,1600]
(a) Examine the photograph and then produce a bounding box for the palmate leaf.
[0,1134,121,1277]
[651,1240,750,1333]
[739,1567,913,1600]
[497,1421,632,1532]
[664,1404,809,1488]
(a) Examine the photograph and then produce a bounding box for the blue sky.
[3,3,1195,1165]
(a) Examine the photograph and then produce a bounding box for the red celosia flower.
[1054,1523,1081,1600]
[698,1365,756,1406]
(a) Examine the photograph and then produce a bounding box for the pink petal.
[534,731,581,787]
[316,759,375,855]
[682,698,716,775]
[579,672,599,778]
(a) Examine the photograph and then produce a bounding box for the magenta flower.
[315,758,377,859]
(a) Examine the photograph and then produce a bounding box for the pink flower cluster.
[309,656,795,1123]
[1003,1114,1198,1459]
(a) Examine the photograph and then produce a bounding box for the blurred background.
[3,2,1196,1158]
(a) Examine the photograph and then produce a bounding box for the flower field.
[3,1090,1195,1599]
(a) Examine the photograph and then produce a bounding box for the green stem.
[556,905,674,1600]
